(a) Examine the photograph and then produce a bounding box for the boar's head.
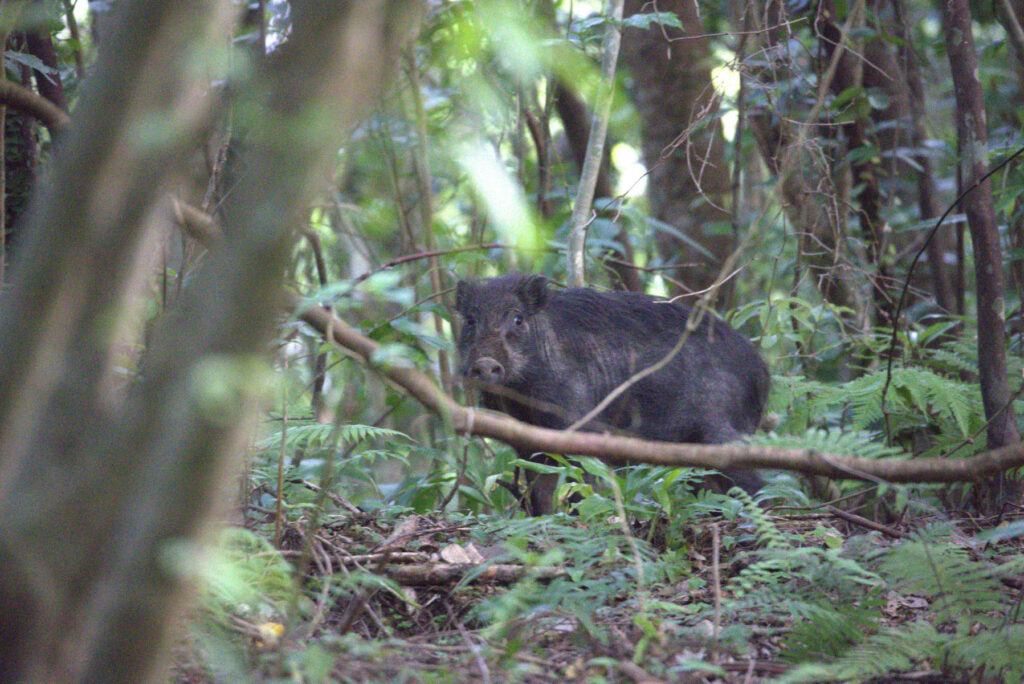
[454,274,548,388]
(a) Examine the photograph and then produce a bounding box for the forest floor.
[173,498,1024,683]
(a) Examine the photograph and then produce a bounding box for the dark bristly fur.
[455,274,770,514]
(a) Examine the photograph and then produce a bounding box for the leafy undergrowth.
[173,487,1024,683]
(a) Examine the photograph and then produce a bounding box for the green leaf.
[621,12,683,31]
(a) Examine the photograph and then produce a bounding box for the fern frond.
[781,620,941,682]
[745,427,904,460]
[945,624,1024,683]
[928,340,979,376]
[767,375,843,431]
[838,366,982,438]
[780,596,883,661]
[879,539,1015,629]
[730,486,789,549]
[257,422,411,450]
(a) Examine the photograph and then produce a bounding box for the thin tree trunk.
[62,0,86,79]
[943,0,1021,502]
[0,28,5,286]
[554,82,641,291]
[893,0,958,315]
[24,29,66,110]
[566,0,624,288]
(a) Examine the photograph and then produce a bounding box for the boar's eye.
[463,315,476,328]
[512,314,525,327]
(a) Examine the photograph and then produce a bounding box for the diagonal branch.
[0,79,71,132]
[174,202,1024,485]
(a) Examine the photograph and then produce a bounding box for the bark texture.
[620,0,732,293]
[943,0,1021,500]
[554,82,641,291]
[0,1,417,680]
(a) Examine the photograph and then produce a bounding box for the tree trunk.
[744,0,868,330]
[943,0,1021,503]
[24,29,66,110]
[620,0,733,295]
[0,1,417,680]
[554,81,641,291]
[893,0,957,315]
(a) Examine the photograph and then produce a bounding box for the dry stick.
[172,203,1024,484]
[302,540,335,640]
[335,550,393,637]
[300,479,361,514]
[386,562,564,585]
[331,551,431,565]
[825,505,903,539]
[566,0,624,287]
[298,293,1024,481]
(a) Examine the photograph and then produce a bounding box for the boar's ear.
[454,280,470,314]
[518,275,548,313]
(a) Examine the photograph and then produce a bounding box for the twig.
[275,354,288,547]
[331,551,431,565]
[300,479,362,514]
[826,505,904,539]
[449,605,492,684]
[386,562,564,585]
[348,243,508,290]
[439,443,470,511]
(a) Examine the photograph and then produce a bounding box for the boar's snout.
[467,357,505,384]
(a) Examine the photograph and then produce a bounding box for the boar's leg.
[701,424,764,495]
[517,450,560,516]
[714,468,764,495]
[526,471,560,516]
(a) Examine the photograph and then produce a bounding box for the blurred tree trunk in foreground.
[0,1,417,681]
